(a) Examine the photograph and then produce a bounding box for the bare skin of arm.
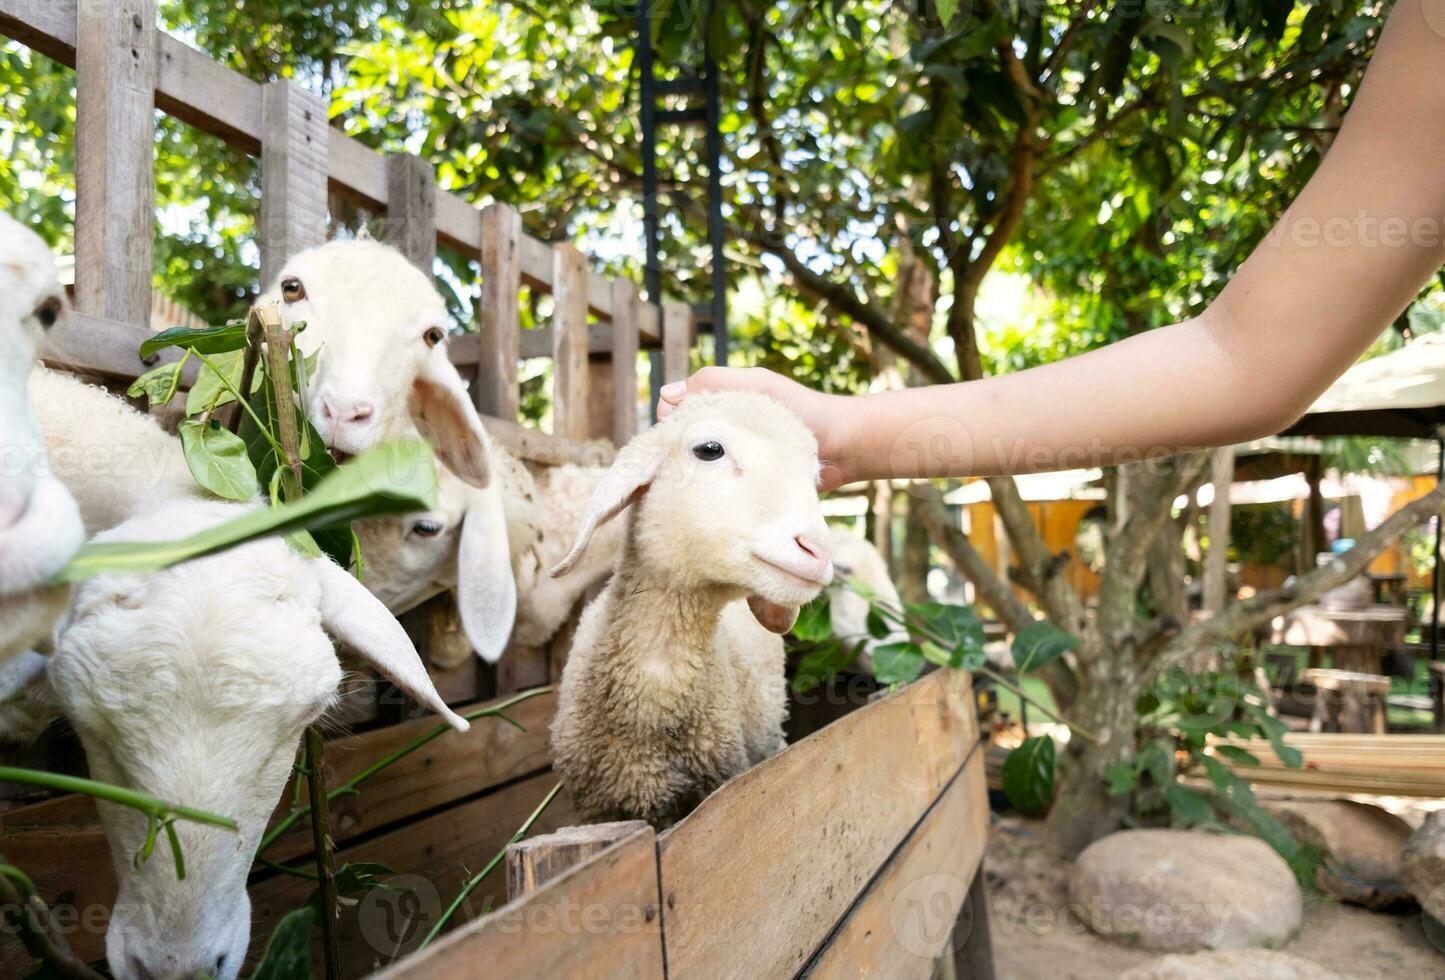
[659,2,1445,490]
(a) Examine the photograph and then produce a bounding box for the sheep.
[0,215,84,660]
[28,369,466,980]
[826,526,909,673]
[355,448,624,657]
[548,392,834,825]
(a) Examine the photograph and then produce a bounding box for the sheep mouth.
[752,555,832,591]
[328,448,353,466]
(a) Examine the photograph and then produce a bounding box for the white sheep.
[826,526,909,673]
[548,392,834,825]
[0,215,84,660]
[29,370,466,980]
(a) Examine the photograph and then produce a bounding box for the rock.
[1403,811,1445,921]
[1069,829,1302,951]
[1120,949,1343,980]
[1266,799,1412,910]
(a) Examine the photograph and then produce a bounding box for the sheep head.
[552,391,834,631]
[0,214,83,659]
[261,240,493,489]
[48,501,467,980]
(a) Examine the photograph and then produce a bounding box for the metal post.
[704,0,727,365]
[638,0,664,418]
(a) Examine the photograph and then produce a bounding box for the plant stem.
[976,665,1100,743]
[419,781,563,949]
[0,768,238,830]
[302,727,343,980]
[258,688,550,852]
[0,854,106,980]
[191,347,282,456]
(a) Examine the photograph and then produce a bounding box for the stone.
[1069,829,1302,951]
[1266,799,1412,910]
[1403,810,1445,921]
[1120,949,1343,980]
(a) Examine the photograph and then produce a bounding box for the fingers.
[657,367,776,418]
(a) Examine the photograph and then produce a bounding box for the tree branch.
[916,492,1032,633]
[0,858,105,980]
[985,475,1086,634]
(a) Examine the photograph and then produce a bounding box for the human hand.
[658,367,858,491]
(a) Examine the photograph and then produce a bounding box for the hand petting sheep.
[549,391,834,826]
[0,215,84,660]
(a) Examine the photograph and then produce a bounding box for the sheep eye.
[423,326,446,348]
[281,277,306,302]
[692,441,725,462]
[34,296,62,329]
[411,519,445,539]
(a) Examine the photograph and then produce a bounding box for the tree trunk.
[900,492,932,604]
[1203,446,1235,612]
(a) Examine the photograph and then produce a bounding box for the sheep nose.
[323,398,374,425]
[794,530,831,563]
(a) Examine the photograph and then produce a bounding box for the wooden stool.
[1303,668,1391,734]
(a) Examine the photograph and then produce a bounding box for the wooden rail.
[0,0,697,460]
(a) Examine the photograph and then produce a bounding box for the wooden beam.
[662,301,692,385]
[73,0,156,328]
[609,279,641,445]
[42,312,191,380]
[505,821,649,900]
[476,203,522,422]
[260,80,329,286]
[551,243,591,442]
[387,153,437,271]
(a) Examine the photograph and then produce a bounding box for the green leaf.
[936,0,959,26]
[790,638,858,694]
[1213,745,1261,767]
[127,361,185,406]
[1103,762,1137,797]
[185,348,245,415]
[54,440,438,583]
[179,419,258,502]
[252,906,316,980]
[1164,784,1214,827]
[792,592,833,644]
[1002,735,1055,813]
[1011,621,1079,673]
[866,607,892,639]
[871,641,926,685]
[139,320,248,359]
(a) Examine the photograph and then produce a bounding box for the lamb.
[548,392,834,825]
[0,215,84,659]
[826,526,909,673]
[29,370,466,980]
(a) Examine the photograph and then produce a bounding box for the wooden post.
[662,300,692,385]
[505,821,649,901]
[609,279,641,446]
[74,0,157,327]
[477,203,522,420]
[386,153,437,272]
[951,863,996,979]
[259,80,329,286]
[551,243,590,441]
[1203,445,1236,613]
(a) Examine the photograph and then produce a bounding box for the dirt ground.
[983,814,1445,980]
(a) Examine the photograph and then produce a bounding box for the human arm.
[661,1,1445,486]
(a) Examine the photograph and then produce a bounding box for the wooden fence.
[0,4,994,978]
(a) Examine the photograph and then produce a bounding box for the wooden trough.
[0,3,994,977]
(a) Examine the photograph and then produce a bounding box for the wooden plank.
[387,153,437,271]
[41,312,191,380]
[505,820,649,899]
[375,824,663,980]
[609,279,641,445]
[662,301,692,385]
[0,1,74,65]
[658,669,978,980]
[514,323,615,360]
[550,243,591,442]
[73,0,156,328]
[250,772,576,977]
[803,748,989,979]
[481,417,614,468]
[260,80,330,286]
[156,33,262,152]
[496,643,552,698]
[476,203,522,422]
[435,189,482,254]
[328,129,388,209]
[952,866,998,980]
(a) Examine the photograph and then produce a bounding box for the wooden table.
[1302,668,1391,735]
[1271,604,1407,675]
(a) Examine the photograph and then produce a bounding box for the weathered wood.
[497,644,552,698]
[260,80,329,286]
[251,773,576,976]
[476,203,523,421]
[481,416,615,468]
[41,312,191,380]
[610,279,641,445]
[1203,445,1236,612]
[551,243,591,442]
[386,153,437,271]
[587,358,616,443]
[505,821,649,900]
[658,669,978,979]
[376,824,663,980]
[662,301,692,385]
[73,0,156,328]
[803,748,989,978]
[156,32,263,153]
[953,865,997,980]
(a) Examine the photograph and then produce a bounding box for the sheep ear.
[311,559,470,732]
[550,440,664,578]
[457,488,517,664]
[413,353,492,490]
[747,596,800,635]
